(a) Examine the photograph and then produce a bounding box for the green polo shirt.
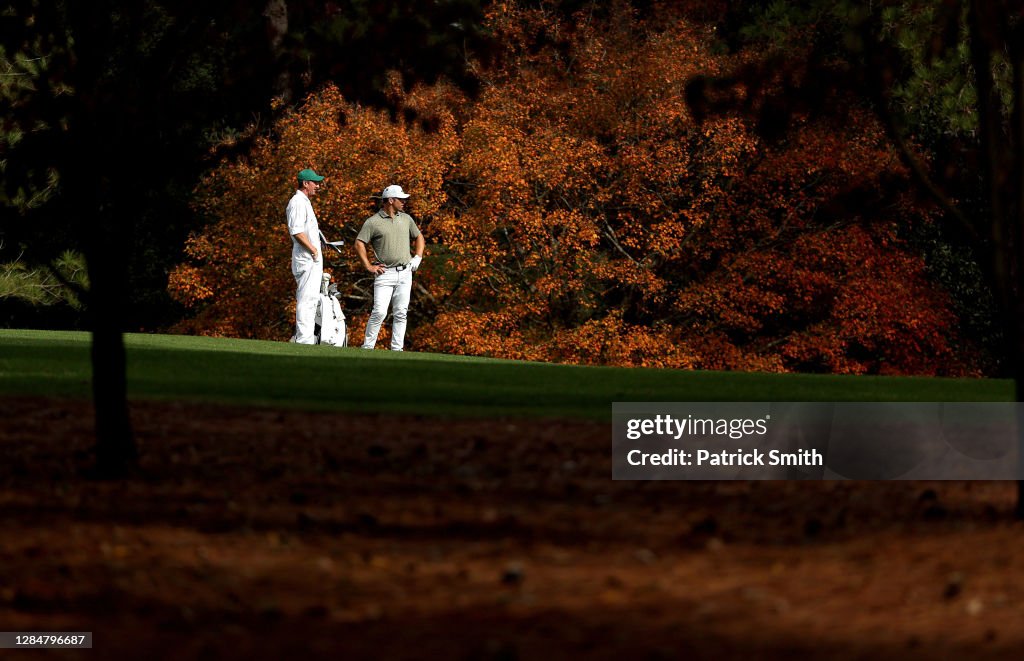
[356,209,421,267]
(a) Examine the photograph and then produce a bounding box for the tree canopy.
[170,0,983,376]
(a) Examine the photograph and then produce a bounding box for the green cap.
[297,168,325,183]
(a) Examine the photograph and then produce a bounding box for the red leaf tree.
[170,2,979,376]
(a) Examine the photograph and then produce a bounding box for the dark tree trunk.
[967,0,1024,515]
[264,0,291,101]
[68,1,140,478]
[89,314,137,478]
[82,197,138,478]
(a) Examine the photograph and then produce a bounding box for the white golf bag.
[314,272,347,346]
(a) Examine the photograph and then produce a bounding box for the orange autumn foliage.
[169,1,979,376]
[170,81,459,339]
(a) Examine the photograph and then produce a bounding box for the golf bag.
[314,272,347,346]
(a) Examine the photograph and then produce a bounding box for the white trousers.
[292,257,323,344]
[362,267,413,350]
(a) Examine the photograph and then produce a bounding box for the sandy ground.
[2,396,1024,659]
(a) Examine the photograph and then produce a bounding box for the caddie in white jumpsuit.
[355,184,426,350]
[287,168,325,344]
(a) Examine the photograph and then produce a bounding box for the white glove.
[409,255,422,272]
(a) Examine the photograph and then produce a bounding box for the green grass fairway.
[0,330,1013,420]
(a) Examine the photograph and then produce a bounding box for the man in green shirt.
[355,184,425,350]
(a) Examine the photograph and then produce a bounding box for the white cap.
[381,184,410,199]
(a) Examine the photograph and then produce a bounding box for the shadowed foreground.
[2,397,1023,659]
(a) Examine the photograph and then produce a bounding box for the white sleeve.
[286,198,305,236]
